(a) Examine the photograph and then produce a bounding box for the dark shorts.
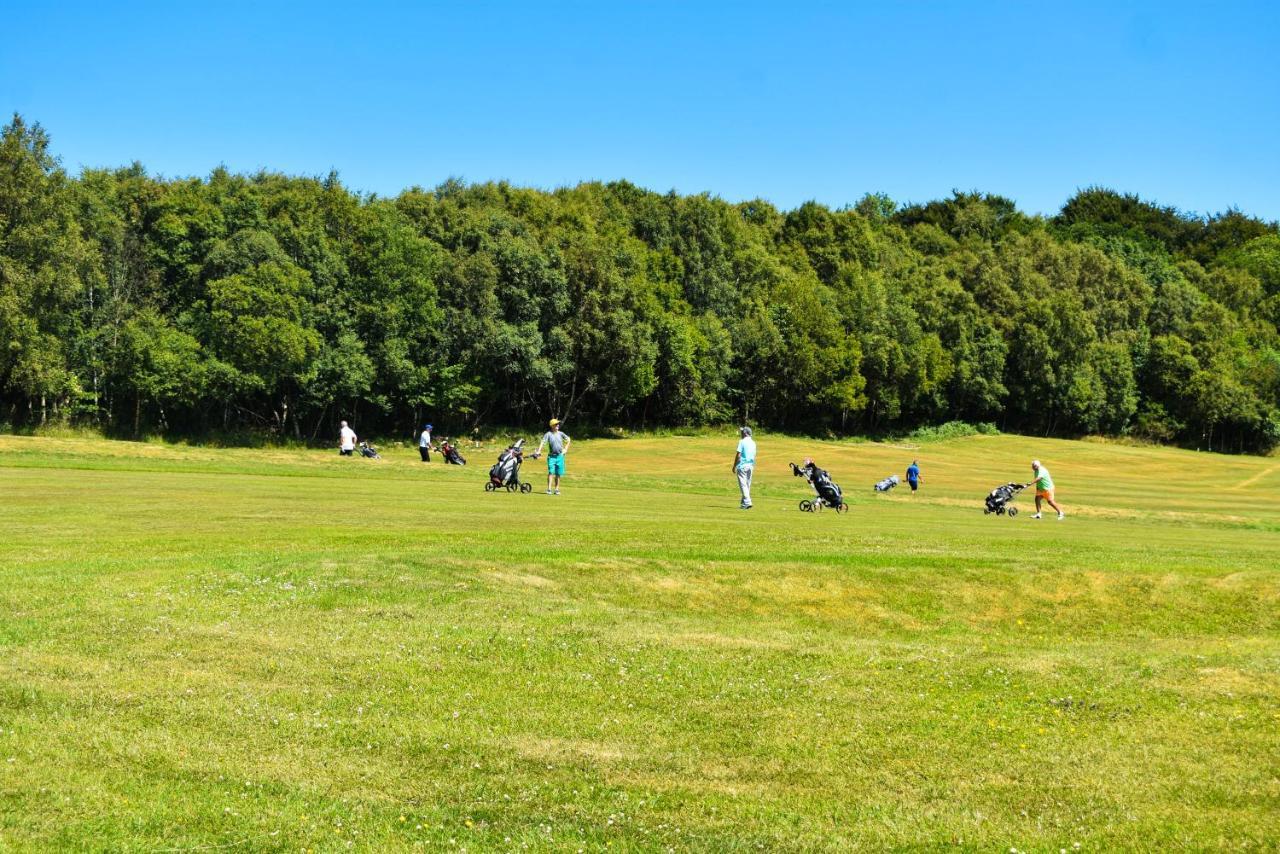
[340,449,353,456]
[908,480,918,491]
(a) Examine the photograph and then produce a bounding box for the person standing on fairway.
[536,418,571,495]
[1029,459,1064,520]
[905,459,922,493]
[338,421,358,456]
[418,423,433,462]
[733,426,756,510]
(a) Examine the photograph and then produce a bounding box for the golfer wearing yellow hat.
[536,418,571,495]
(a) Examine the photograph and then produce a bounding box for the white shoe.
[545,489,554,495]
[1031,513,1042,519]
[554,490,560,495]
[1057,513,1065,520]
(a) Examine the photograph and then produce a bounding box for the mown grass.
[1,433,1277,851]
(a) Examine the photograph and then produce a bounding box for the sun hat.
[549,418,561,427]
[740,426,752,436]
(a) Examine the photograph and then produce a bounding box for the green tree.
[0,114,97,424]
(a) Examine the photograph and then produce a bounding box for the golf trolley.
[874,474,900,492]
[984,482,1027,517]
[486,439,534,493]
[791,460,849,514]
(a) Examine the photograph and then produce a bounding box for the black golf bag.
[984,482,1026,516]
[358,441,380,459]
[790,460,847,513]
[487,439,532,493]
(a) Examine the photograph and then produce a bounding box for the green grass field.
[1,432,1277,851]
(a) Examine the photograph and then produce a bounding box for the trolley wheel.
[1008,507,1019,517]
[520,482,532,494]
[836,503,850,514]
[983,508,990,515]
[506,483,518,492]
[799,500,812,512]
[484,482,495,492]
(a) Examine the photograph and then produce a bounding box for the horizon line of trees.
[2,114,1278,452]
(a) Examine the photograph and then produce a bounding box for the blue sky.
[2,1,1278,218]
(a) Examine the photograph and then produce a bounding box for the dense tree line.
[2,115,1278,451]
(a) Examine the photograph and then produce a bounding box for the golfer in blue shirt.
[734,426,756,510]
[905,460,922,493]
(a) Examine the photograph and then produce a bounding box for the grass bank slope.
[1,433,1277,850]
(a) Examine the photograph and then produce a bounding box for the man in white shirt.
[338,421,358,456]
[418,424,433,462]
[733,426,756,510]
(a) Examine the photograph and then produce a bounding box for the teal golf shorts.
[547,453,565,476]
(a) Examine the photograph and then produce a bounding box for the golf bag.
[358,441,380,459]
[874,474,900,492]
[441,441,466,465]
[487,439,532,493]
[790,460,847,513]
[984,482,1026,516]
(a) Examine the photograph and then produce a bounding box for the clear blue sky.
[3,0,1278,219]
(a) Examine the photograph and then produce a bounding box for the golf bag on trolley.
[357,441,381,459]
[790,460,848,513]
[984,482,1026,516]
[441,440,466,465]
[486,439,532,493]
[874,474,900,492]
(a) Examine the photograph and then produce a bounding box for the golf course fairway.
[1,432,1277,850]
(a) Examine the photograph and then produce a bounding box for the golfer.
[733,426,756,510]
[536,418,571,495]
[418,423,433,462]
[905,459,922,493]
[338,421,358,456]
[1029,459,1065,520]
